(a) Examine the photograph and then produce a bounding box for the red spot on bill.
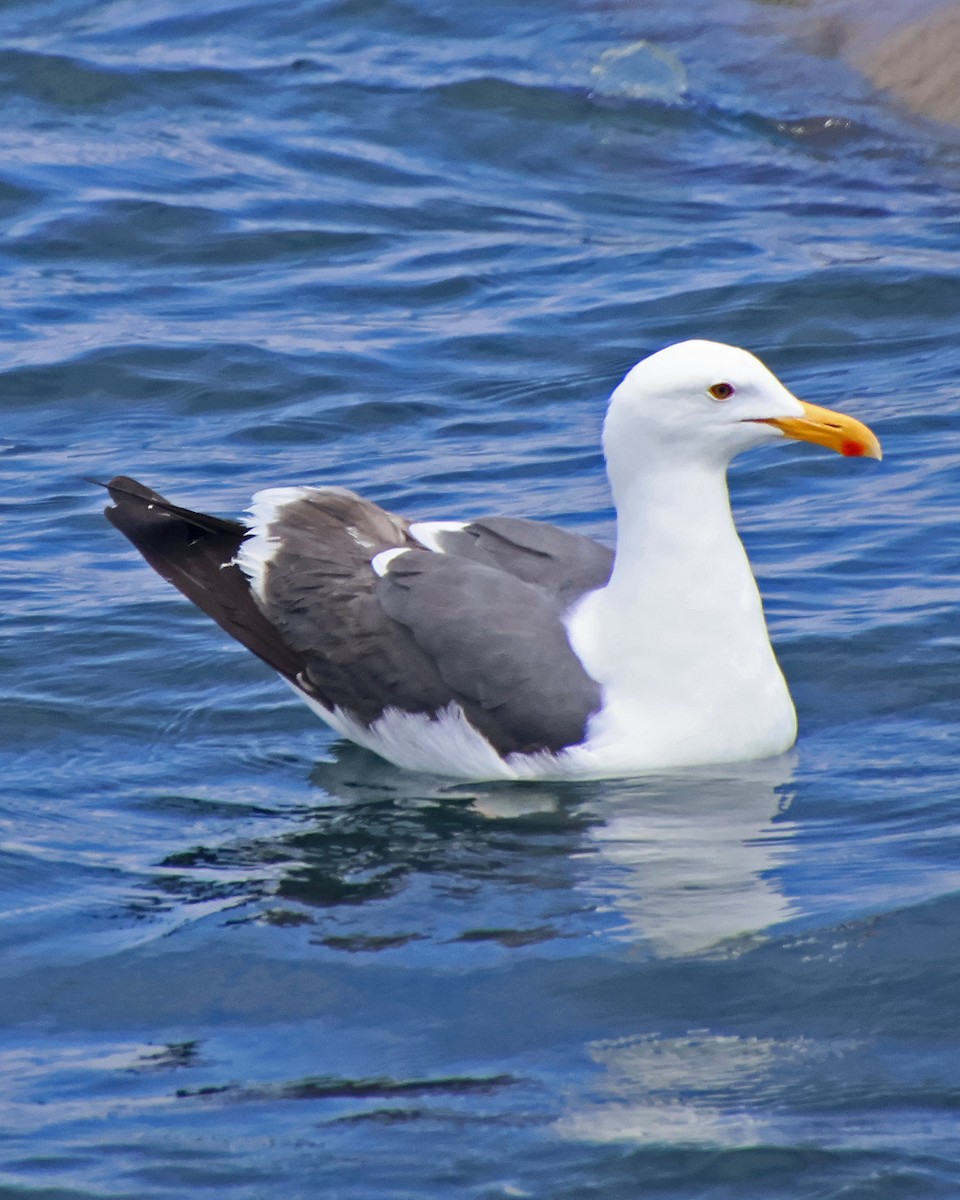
[841,439,866,458]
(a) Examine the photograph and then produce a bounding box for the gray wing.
[107,481,605,759]
[375,549,602,754]
[248,491,601,755]
[249,490,458,727]
[259,501,605,756]
[426,516,613,609]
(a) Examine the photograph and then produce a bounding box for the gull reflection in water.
[311,747,811,1150]
[467,753,799,959]
[577,755,799,957]
[310,743,799,959]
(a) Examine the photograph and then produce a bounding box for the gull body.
[105,339,880,781]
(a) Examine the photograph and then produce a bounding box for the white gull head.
[603,339,880,501]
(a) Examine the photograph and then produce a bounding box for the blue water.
[3,0,960,1195]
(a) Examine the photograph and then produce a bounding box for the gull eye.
[708,382,735,401]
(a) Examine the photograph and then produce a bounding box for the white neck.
[606,454,745,614]
[566,454,796,770]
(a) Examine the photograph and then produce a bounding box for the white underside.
[288,676,796,783]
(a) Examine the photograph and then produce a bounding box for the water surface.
[3,1,960,1196]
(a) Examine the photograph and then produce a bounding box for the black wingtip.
[102,475,245,538]
[103,474,171,506]
[102,474,306,684]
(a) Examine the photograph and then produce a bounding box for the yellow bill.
[757,400,882,460]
